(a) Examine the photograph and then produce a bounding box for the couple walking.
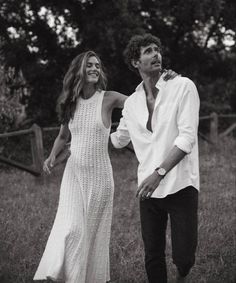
[34,33,200,283]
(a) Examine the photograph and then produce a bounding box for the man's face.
[133,43,162,75]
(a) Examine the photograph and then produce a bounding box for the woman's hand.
[163,69,179,81]
[43,155,56,175]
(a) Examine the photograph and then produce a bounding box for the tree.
[139,0,236,112]
[0,63,30,132]
[0,0,235,128]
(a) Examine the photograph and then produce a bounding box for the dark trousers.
[140,186,198,283]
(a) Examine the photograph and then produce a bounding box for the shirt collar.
[135,73,166,93]
[155,73,166,90]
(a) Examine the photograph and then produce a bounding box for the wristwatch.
[155,167,167,177]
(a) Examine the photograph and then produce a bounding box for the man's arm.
[136,146,186,200]
[110,108,131,148]
[137,79,200,200]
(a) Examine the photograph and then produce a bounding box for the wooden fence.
[0,112,235,176]
[199,113,236,144]
[0,124,43,176]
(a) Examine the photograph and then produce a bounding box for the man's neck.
[141,72,161,99]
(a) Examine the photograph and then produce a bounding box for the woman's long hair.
[57,51,107,124]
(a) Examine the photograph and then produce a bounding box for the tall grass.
[0,138,235,283]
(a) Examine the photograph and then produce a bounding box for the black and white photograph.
[0,1,235,282]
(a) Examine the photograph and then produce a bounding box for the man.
[111,34,200,283]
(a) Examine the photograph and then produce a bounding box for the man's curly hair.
[124,33,162,73]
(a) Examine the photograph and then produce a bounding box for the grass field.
[0,138,235,283]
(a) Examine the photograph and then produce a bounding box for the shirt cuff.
[174,136,193,154]
[110,132,128,148]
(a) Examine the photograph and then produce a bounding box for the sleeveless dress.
[34,90,114,283]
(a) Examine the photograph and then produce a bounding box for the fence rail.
[0,112,235,176]
[0,124,44,176]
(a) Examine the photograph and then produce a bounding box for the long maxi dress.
[34,90,114,283]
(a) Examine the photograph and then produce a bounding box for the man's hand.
[136,171,163,200]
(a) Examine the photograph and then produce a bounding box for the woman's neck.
[81,84,97,99]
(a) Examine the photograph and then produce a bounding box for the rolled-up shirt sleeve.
[174,79,200,154]
[110,109,131,148]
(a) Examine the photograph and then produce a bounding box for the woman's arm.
[106,91,128,109]
[44,123,70,174]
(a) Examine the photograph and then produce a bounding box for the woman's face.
[85,56,101,84]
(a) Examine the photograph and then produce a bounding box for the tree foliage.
[0,0,235,127]
[0,64,30,132]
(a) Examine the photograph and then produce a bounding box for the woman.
[34,51,127,283]
[34,50,176,283]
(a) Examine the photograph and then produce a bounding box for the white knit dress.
[34,90,114,283]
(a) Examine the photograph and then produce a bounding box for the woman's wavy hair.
[57,51,107,124]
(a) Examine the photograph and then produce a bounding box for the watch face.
[158,168,166,176]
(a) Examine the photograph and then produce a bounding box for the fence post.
[30,124,44,174]
[210,112,218,144]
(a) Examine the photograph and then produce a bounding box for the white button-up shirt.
[111,75,200,198]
